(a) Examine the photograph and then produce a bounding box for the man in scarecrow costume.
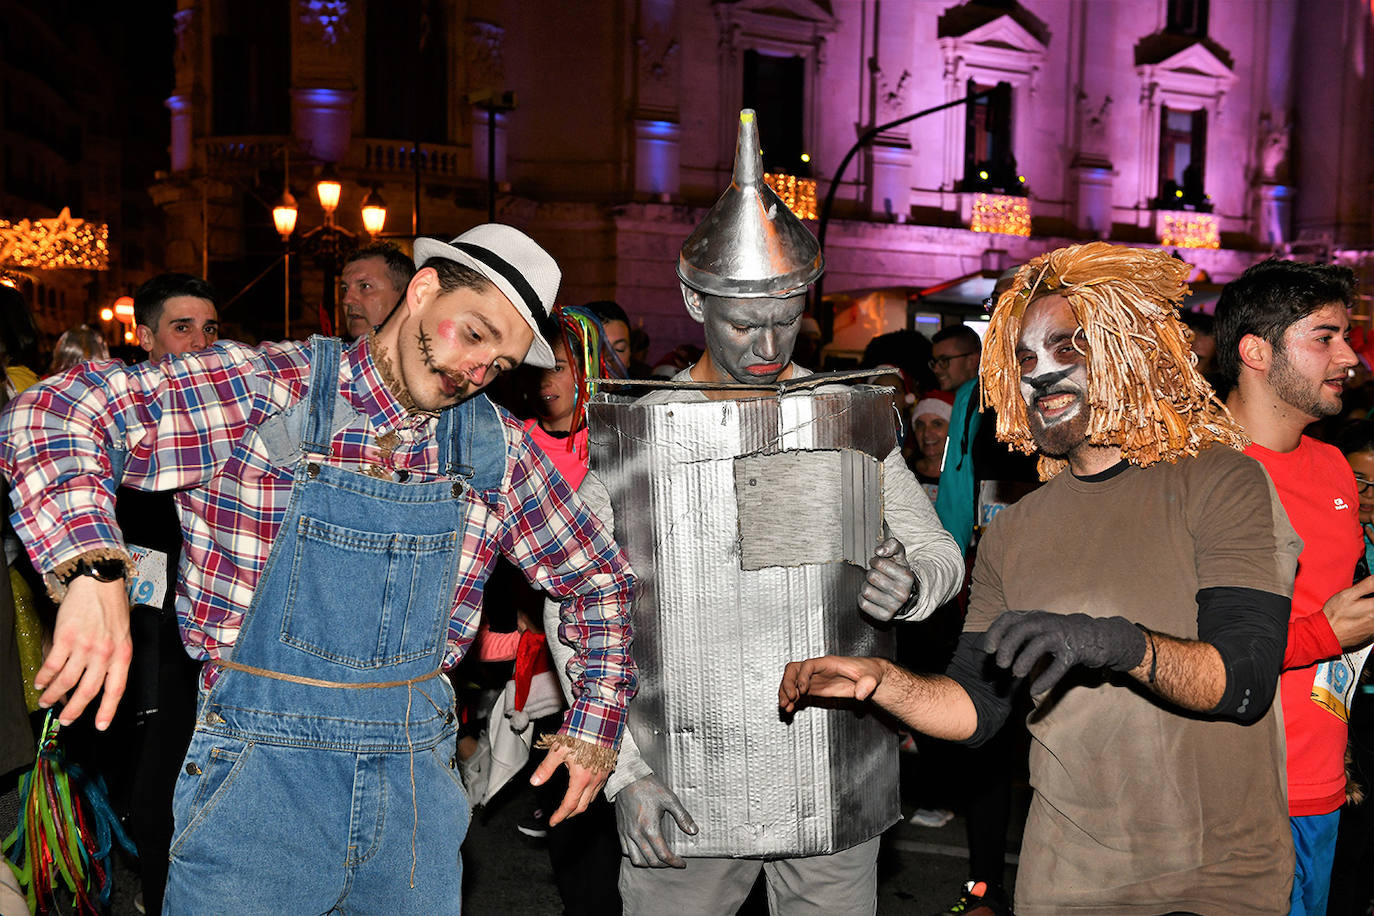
[781,242,1300,915]
[546,111,962,915]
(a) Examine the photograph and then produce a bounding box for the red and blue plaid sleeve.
[497,427,636,750]
[0,341,307,573]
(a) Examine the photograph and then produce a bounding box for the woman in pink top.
[523,305,627,490]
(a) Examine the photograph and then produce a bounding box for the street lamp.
[316,166,342,223]
[361,188,387,238]
[273,189,299,338]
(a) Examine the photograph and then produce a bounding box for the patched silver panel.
[589,385,900,858]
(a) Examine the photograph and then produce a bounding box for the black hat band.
[453,241,548,324]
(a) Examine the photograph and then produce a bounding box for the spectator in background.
[134,272,219,359]
[521,305,627,915]
[122,272,222,915]
[48,324,109,374]
[1215,257,1373,915]
[627,325,653,379]
[929,325,982,393]
[1181,309,1223,394]
[339,242,414,339]
[584,301,632,376]
[861,328,938,407]
[911,392,954,500]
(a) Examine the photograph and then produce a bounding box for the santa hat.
[913,397,953,423]
[507,630,565,732]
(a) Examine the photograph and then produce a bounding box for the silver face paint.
[699,293,806,385]
[1016,296,1091,457]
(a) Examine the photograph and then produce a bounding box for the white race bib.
[126,543,168,609]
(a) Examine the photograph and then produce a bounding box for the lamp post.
[272,188,299,338]
[271,163,370,339]
[314,165,345,334]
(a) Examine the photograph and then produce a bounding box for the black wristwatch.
[59,557,128,586]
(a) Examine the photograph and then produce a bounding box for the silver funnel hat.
[677,110,824,298]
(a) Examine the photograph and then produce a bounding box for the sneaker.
[517,807,549,838]
[933,880,1011,916]
[907,807,954,828]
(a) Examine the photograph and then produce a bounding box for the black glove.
[982,611,1148,696]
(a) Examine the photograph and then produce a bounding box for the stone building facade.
[152,0,1374,356]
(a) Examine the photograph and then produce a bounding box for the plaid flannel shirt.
[0,337,635,750]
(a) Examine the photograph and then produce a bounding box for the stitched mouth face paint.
[1016,295,1091,458]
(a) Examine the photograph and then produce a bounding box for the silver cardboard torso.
[588,385,901,858]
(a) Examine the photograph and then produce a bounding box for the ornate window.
[713,0,835,176]
[936,7,1047,194]
[1135,42,1234,212]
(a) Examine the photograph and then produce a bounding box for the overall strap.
[302,336,342,457]
[442,394,506,492]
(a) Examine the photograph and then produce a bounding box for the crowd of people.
[1,110,1373,916]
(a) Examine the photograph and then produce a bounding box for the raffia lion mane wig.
[979,241,1248,481]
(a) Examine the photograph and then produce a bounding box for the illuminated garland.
[764,172,819,221]
[0,208,110,270]
[970,192,1031,237]
[1157,212,1219,249]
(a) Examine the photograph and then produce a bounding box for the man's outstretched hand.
[778,655,891,713]
[530,742,609,827]
[615,774,698,868]
[983,610,1146,696]
[36,576,132,729]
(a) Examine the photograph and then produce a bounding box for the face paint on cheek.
[417,326,437,368]
[436,319,460,344]
[1017,315,1088,428]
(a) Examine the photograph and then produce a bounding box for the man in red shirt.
[1216,257,1374,915]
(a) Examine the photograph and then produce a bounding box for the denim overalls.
[164,338,504,915]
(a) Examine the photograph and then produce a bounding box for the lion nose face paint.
[1016,295,1091,457]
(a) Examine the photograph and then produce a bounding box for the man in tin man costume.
[547,111,962,915]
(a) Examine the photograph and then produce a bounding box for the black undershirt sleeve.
[944,629,1022,747]
[1195,586,1290,723]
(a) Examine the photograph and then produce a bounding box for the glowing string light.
[0,208,110,270]
[969,192,1031,237]
[1158,212,1219,249]
[764,172,818,221]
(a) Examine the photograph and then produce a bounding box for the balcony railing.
[197,136,466,180]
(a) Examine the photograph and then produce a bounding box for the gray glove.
[983,611,1148,696]
[615,774,699,868]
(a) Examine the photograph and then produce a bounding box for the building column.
[1073,163,1114,238]
[471,107,509,183]
[291,88,356,163]
[633,118,682,197]
[866,141,914,221]
[1257,183,1294,249]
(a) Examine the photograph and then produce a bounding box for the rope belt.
[211,659,444,689]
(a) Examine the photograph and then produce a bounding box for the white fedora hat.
[412,224,560,368]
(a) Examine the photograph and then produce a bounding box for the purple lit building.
[152,0,1374,355]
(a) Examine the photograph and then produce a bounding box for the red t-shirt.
[1246,437,1363,816]
[523,418,589,490]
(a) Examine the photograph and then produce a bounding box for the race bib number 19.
[1311,645,1373,723]
[126,544,168,609]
